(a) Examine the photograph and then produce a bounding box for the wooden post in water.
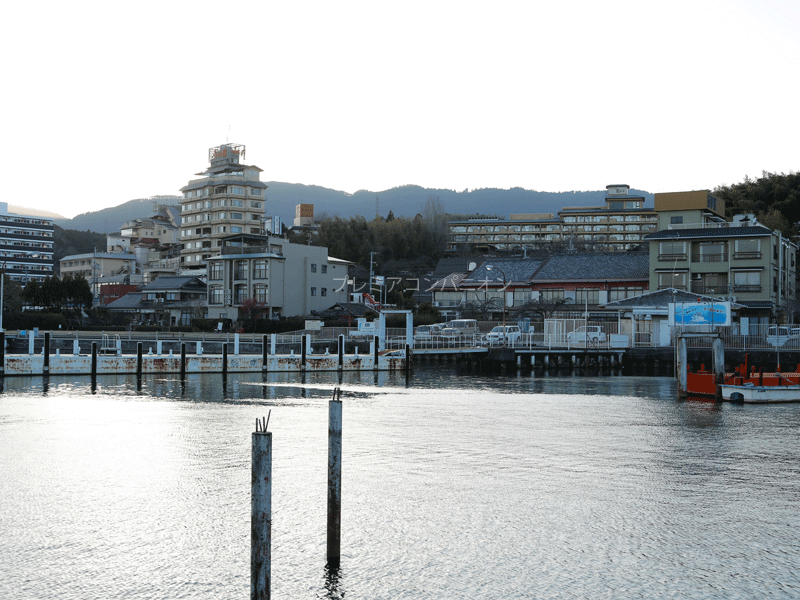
[712,337,725,401]
[180,343,186,379]
[301,334,307,370]
[252,413,272,600]
[222,343,228,377]
[43,332,50,374]
[91,342,98,377]
[137,342,143,377]
[0,331,5,376]
[262,335,268,370]
[338,335,344,370]
[677,336,688,398]
[327,388,342,566]
[373,336,379,370]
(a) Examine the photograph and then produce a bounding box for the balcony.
[733,252,762,260]
[691,253,727,263]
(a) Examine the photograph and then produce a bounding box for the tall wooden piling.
[91,342,98,377]
[712,337,725,401]
[338,335,344,370]
[373,336,379,370]
[262,335,268,370]
[43,332,50,373]
[0,331,5,376]
[252,415,272,600]
[137,343,143,378]
[327,388,342,566]
[180,343,186,379]
[301,335,307,369]
[677,337,688,398]
[222,343,228,377]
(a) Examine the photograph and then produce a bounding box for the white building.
[206,234,351,320]
[0,202,54,284]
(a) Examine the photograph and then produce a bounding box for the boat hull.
[719,384,800,403]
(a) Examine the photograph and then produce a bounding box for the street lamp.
[485,264,507,340]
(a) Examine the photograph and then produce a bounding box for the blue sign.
[671,302,730,327]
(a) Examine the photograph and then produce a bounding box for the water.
[1,368,799,599]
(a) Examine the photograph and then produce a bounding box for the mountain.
[51,185,655,233]
[53,195,182,232]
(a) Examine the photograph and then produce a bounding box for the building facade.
[0,202,54,284]
[205,234,350,320]
[179,143,267,271]
[645,190,797,327]
[447,185,657,254]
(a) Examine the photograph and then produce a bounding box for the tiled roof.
[644,225,773,240]
[602,287,745,309]
[426,272,467,292]
[532,252,649,282]
[140,276,205,291]
[105,292,142,310]
[462,258,545,285]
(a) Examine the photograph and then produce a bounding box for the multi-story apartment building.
[205,234,351,320]
[59,251,138,298]
[179,143,267,272]
[645,190,797,327]
[0,202,54,284]
[446,185,657,254]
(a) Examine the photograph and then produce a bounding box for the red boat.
[686,355,800,398]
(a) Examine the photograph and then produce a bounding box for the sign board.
[374,275,385,286]
[669,301,731,327]
[304,320,322,331]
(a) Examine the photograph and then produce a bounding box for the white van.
[445,319,479,337]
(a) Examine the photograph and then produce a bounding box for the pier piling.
[327,388,342,566]
[252,415,272,600]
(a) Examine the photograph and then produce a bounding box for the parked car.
[485,325,522,345]
[766,325,800,347]
[414,324,442,340]
[566,326,607,346]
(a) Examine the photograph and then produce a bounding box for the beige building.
[447,184,658,254]
[646,189,797,326]
[59,251,138,297]
[205,234,351,320]
[179,143,267,272]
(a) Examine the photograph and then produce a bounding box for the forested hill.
[714,171,800,237]
[53,185,654,234]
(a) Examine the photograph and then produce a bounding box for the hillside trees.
[714,171,800,237]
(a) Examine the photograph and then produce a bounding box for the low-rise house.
[105,276,206,327]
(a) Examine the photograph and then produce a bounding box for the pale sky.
[4,0,798,219]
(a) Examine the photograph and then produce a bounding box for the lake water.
[1,367,799,599]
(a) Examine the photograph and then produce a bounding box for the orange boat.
[686,355,800,398]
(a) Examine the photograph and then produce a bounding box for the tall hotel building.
[179,144,267,272]
[0,202,54,284]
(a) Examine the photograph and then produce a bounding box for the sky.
[3,0,799,219]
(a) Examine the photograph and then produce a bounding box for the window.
[321,264,327,274]
[210,262,223,280]
[310,263,317,273]
[234,284,247,304]
[254,260,267,278]
[693,242,727,263]
[540,289,564,302]
[250,189,262,197]
[231,226,242,233]
[254,284,268,302]
[231,186,244,195]
[214,185,227,194]
[659,241,686,260]
[231,213,243,220]
[311,287,317,296]
[734,271,761,292]
[210,287,224,304]
[575,288,599,304]
[670,216,683,225]
[231,199,243,207]
[321,288,327,297]
[251,214,260,220]
[235,260,248,280]
[734,238,761,259]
